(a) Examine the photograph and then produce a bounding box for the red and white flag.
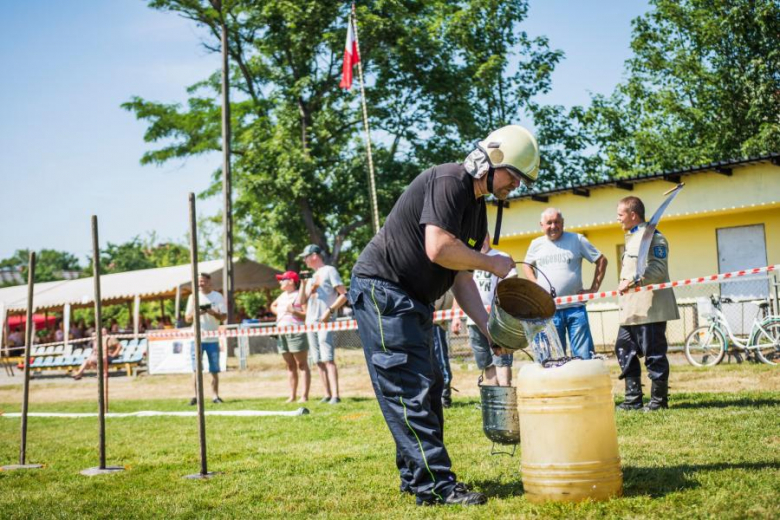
[339,16,359,89]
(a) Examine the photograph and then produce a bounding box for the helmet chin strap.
[486,167,503,246]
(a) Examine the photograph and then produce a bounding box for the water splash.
[521,318,566,364]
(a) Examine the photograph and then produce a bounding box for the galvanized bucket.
[480,383,521,455]
[487,276,556,351]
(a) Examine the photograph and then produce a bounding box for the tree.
[124,0,563,272]
[0,249,82,286]
[584,0,780,177]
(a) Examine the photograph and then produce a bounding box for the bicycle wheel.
[684,326,726,367]
[750,319,780,366]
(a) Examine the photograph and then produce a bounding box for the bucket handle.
[513,261,557,299]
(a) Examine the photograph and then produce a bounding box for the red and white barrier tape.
[553,264,778,306]
[134,264,780,341]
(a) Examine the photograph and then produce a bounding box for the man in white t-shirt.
[451,233,517,386]
[522,208,607,360]
[300,244,348,404]
[185,272,227,405]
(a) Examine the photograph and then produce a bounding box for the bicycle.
[684,294,780,367]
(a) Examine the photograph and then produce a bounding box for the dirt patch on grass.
[0,350,776,405]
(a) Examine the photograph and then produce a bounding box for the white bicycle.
[684,295,780,367]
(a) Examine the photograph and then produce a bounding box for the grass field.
[0,357,778,519]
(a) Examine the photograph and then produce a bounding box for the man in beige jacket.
[615,196,679,411]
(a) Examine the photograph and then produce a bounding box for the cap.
[298,244,322,259]
[275,271,300,284]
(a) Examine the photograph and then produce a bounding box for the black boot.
[441,384,452,408]
[643,380,669,411]
[616,376,643,410]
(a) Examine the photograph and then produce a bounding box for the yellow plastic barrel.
[517,359,623,503]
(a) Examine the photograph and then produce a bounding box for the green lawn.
[0,391,777,519]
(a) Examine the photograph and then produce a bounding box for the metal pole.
[80,218,123,476]
[2,253,43,470]
[186,193,212,479]
[211,0,235,324]
[175,285,182,327]
[19,252,36,465]
[92,216,107,469]
[351,4,380,234]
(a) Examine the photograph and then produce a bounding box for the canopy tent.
[0,259,281,313]
[7,313,58,329]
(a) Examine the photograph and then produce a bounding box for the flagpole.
[351,3,380,235]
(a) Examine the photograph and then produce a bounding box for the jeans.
[468,325,513,369]
[553,306,595,359]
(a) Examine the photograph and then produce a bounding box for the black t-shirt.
[353,163,487,304]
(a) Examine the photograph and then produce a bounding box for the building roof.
[0,259,280,313]
[505,153,780,203]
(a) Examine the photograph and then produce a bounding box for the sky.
[0,0,649,264]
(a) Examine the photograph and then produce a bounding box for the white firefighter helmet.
[477,125,540,185]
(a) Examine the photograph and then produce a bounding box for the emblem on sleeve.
[653,245,667,259]
[468,238,476,247]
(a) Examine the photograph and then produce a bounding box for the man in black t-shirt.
[349,125,541,507]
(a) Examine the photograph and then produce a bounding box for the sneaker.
[320,396,332,404]
[212,397,224,404]
[329,397,341,405]
[416,483,486,507]
[188,397,197,406]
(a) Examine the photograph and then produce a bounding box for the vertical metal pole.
[351,4,380,234]
[189,193,209,477]
[91,216,107,469]
[19,252,36,465]
[213,0,235,324]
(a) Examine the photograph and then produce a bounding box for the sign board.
[148,332,227,375]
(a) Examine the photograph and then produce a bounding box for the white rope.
[1,409,310,418]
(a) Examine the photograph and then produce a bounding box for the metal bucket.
[480,384,521,455]
[487,277,556,350]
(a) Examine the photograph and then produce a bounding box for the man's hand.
[490,254,515,279]
[492,345,512,356]
[617,279,633,295]
[450,318,462,335]
[320,308,332,322]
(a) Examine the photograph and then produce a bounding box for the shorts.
[468,325,513,370]
[191,341,220,373]
[277,334,308,354]
[308,329,335,364]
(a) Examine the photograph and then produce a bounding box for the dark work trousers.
[615,322,670,381]
[432,326,452,387]
[348,275,457,502]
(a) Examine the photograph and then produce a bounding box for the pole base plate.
[1,464,43,471]
[184,471,220,480]
[80,466,125,476]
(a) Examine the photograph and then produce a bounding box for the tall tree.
[584,0,780,177]
[0,249,82,286]
[124,0,562,271]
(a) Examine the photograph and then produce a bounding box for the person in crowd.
[615,196,679,411]
[270,271,310,403]
[54,321,65,343]
[109,320,120,334]
[349,125,539,506]
[185,272,227,405]
[69,321,83,340]
[522,208,608,360]
[8,327,23,347]
[432,291,455,408]
[72,328,122,380]
[300,244,348,404]
[451,232,516,386]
